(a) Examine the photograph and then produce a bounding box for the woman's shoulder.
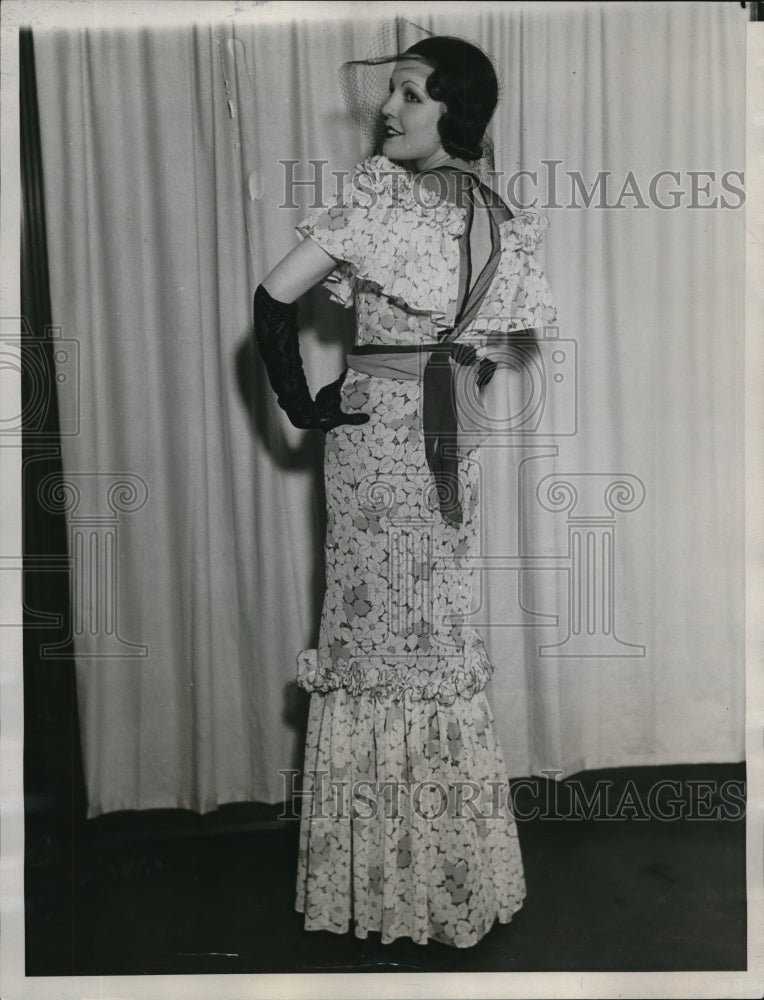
[350,154,407,181]
[344,155,468,206]
[340,155,465,233]
[342,154,408,200]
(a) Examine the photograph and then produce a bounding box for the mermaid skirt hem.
[294,686,526,949]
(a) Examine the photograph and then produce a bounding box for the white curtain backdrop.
[33,1,746,817]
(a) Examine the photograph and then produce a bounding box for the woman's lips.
[384,127,404,137]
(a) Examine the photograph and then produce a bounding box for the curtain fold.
[32,2,745,816]
[20,26,86,839]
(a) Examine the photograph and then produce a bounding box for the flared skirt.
[295,687,525,948]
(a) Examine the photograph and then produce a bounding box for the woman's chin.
[382,137,408,160]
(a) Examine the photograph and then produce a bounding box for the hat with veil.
[338,17,498,182]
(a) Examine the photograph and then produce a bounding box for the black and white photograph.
[1,1,762,997]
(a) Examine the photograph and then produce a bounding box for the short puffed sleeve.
[296,158,380,307]
[296,155,466,322]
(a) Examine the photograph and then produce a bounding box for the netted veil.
[338,17,498,181]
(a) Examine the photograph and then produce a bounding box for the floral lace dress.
[293,155,556,949]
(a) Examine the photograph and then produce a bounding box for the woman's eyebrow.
[391,78,425,91]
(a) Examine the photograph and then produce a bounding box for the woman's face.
[380,59,446,169]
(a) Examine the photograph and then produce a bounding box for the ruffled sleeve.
[297,155,465,324]
[468,208,558,333]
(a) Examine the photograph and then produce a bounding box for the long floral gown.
[292,155,557,948]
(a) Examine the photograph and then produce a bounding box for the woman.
[254,31,556,948]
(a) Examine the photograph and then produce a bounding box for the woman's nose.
[380,92,397,118]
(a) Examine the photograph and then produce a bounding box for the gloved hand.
[475,334,531,389]
[475,350,525,389]
[312,368,370,433]
[254,284,369,432]
[476,357,498,388]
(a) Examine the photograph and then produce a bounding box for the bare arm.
[260,236,339,303]
[253,233,369,431]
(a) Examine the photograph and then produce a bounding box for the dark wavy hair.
[404,37,499,162]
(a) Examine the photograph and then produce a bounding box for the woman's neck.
[412,149,476,174]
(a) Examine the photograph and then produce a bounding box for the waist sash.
[346,337,532,527]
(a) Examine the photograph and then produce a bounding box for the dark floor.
[25,763,746,976]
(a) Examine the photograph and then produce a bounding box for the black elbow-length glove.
[253,284,370,433]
